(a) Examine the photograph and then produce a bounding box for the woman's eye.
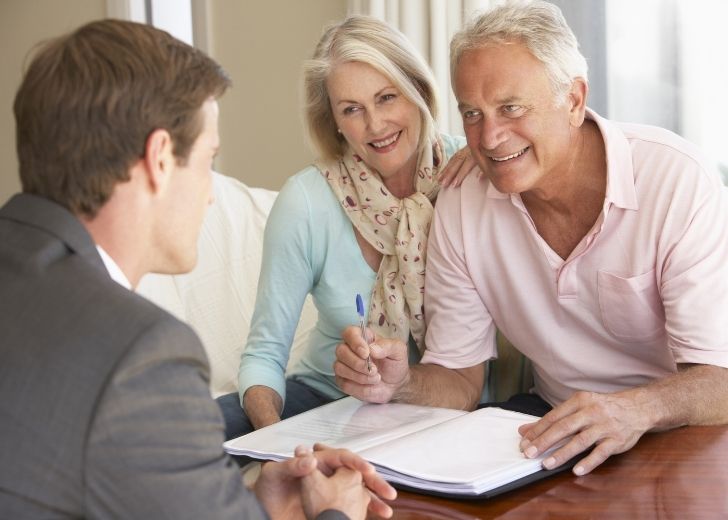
[380,93,396,102]
[343,106,360,115]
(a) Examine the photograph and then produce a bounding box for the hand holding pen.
[335,326,411,404]
[355,293,371,373]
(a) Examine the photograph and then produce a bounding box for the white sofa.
[137,173,317,397]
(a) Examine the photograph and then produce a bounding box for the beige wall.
[0,1,347,205]
[0,0,106,205]
[208,1,347,191]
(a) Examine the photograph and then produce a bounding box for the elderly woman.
[217,15,476,440]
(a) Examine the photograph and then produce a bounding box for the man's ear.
[567,77,588,127]
[142,128,175,193]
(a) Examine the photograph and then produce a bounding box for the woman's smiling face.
[327,61,422,184]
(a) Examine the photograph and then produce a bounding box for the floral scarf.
[318,136,444,353]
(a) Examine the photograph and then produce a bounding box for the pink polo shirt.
[422,109,728,406]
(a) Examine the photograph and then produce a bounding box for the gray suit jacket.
[0,194,279,519]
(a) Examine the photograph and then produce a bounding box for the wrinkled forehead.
[453,42,548,96]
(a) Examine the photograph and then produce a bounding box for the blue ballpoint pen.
[355,293,371,372]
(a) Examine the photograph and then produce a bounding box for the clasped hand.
[255,443,396,519]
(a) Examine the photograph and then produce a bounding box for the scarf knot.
[318,137,444,353]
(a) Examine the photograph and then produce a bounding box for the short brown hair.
[14,19,231,216]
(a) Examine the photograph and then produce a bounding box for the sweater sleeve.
[440,132,467,161]
[238,170,317,404]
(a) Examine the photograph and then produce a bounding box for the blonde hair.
[451,0,588,102]
[304,15,439,161]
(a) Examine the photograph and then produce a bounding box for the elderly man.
[0,19,395,519]
[335,1,728,476]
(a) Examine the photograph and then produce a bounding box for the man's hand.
[334,326,409,403]
[254,444,396,520]
[254,448,317,520]
[519,365,728,476]
[518,389,654,476]
[304,444,396,519]
[301,466,369,520]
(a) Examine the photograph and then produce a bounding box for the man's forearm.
[392,363,484,411]
[642,364,728,430]
[243,385,283,430]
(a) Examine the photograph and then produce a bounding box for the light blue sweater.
[238,134,466,403]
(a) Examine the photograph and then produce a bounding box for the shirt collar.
[484,107,639,211]
[96,245,132,290]
[586,108,638,211]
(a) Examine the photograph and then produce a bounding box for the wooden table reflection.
[388,425,728,519]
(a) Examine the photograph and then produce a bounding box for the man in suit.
[0,19,395,519]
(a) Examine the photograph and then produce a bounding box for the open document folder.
[223,397,573,498]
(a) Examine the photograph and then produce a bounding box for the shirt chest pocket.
[597,269,665,342]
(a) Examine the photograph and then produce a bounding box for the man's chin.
[488,171,536,195]
[489,179,524,195]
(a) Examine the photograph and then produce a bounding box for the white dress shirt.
[96,245,131,290]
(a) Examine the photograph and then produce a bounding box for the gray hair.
[303,15,439,161]
[450,0,588,102]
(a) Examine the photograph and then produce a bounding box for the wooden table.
[388,425,728,519]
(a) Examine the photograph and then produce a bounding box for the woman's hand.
[438,146,482,188]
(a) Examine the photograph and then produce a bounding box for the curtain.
[347,0,494,135]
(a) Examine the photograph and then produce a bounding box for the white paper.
[223,397,548,496]
[223,397,465,459]
[361,408,548,494]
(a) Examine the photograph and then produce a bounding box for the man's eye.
[503,105,523,114]
[462,110,482,124]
